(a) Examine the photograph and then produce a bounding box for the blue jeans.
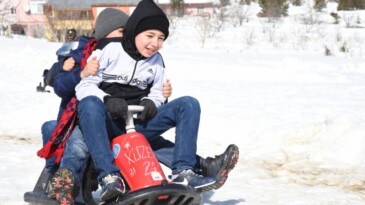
[42,123,202,173]
[41,121,89,204]
[77,96,202,179]
[77,97,123,181]
[42,122,202,174]
[41,121,58,174]
[135,96,201,174]
[42,121,89,181]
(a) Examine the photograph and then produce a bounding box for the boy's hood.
[122,0,168,60]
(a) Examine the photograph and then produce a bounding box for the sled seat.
[105,183,202,205]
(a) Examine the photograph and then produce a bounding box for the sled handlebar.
[125,105,144,133]
[128,105,144,113]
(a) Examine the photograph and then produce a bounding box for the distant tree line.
[219,0,365,18]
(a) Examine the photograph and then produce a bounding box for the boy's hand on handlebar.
[138,99,157,122]
[104,97,128,120]
[163,79,172,98]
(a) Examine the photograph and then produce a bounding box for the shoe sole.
[50,168,75,205]
[100,176,126,202]
[199,144,239,192]
[100,186,125,202]
[194,180,216,192]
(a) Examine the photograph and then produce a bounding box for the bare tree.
[229,2,252,27]
[243,26,256,47]
[31,24,45,38]
[211,0,230,31]
[213,5,229,29]
[0,0,20,37]
[167,15,179,38]
[211,8,226,32]
[341,11,356,28]
[195,16,215,48]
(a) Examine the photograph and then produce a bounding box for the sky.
[1,1,365,205]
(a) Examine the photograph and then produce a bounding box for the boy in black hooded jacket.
[75,0,223,202]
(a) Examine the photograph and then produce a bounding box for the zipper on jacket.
[127,60,138,85]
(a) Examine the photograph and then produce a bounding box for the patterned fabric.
[48,168,76,205]
[80,39,98,69]
[37,39,98,163]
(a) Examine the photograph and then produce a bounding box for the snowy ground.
[1,3,365,205]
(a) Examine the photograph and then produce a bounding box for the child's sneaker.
[200,144,239,190]
[49,168,76,205]
[100,172,126,202]
[171,169,216,192]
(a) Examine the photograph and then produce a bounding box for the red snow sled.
[24,105,202,205]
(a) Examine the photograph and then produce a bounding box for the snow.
[1,2,365,205]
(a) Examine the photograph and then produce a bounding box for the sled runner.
[24,106,202,205]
